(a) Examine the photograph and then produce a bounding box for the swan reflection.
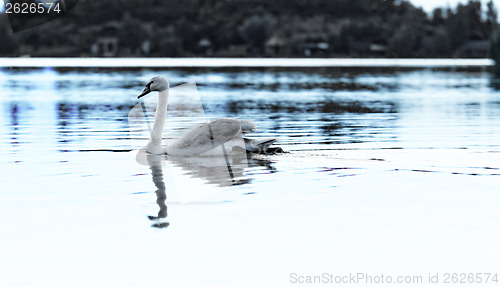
[169,152,250,186]
[141,151,276,228]
[145,154,169,228]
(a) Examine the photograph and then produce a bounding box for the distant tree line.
[0,0,498,57]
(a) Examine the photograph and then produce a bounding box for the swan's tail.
[239,119,256,134]
[244,137,279,154]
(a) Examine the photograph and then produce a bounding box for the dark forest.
[0,0,499,58]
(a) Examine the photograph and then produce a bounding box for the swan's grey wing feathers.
[166,118,250,156]
[208,118,245,143]
[239,119,256,134]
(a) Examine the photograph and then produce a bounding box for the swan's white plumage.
[138,76,276,156]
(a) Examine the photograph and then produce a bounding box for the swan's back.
[165,118,255,156]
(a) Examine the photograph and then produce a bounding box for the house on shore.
[90,21,120,57]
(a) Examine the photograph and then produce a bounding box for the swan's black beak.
[137,85,151,99]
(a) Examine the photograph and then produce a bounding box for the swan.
[137,76,279,156]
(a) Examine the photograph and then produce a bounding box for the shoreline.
[0,57,494,68]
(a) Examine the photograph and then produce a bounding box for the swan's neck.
[147,89,168,154]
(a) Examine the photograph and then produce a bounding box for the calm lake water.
[1,60,500,286]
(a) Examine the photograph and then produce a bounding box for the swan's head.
[138,76,169,99]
